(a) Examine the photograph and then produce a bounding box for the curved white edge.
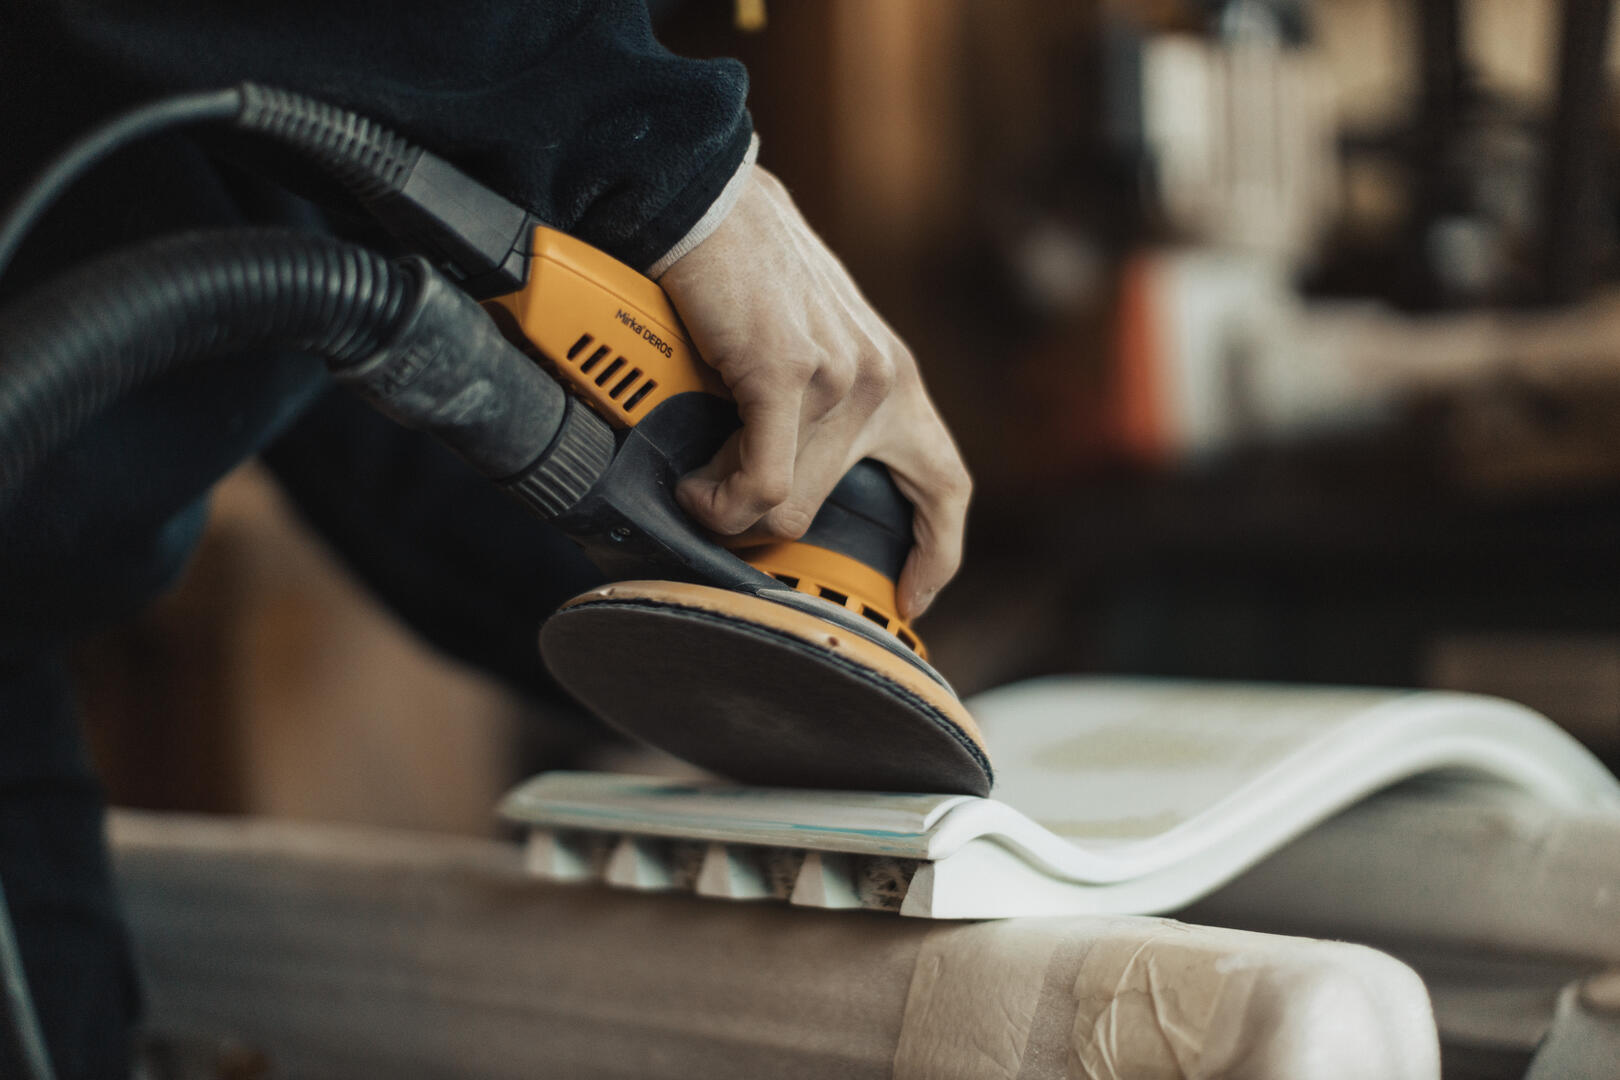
[903,837,1207,918]
[505,684,1620,917]
[926,690,1620,894]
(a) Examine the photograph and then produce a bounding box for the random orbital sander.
[0,84,992,796]
[483,228,992,795]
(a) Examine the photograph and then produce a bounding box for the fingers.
[883,415,972,620]
[676,358,877,541]
[674,344,972,622]
[746,344,891,539]
[672,327,969,620]
[749,416,870,541]
[676,365,807,535]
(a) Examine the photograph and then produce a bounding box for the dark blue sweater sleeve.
[15,0,753,268]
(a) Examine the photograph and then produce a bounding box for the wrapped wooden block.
[112,811,1438,1080]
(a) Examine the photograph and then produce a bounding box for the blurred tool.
[968,0,1620,476]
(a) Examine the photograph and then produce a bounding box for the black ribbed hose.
[0,227,613,515]
[0,228,410,489]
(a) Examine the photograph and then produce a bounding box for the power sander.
[480,228,991,794]
[0,84,992,796]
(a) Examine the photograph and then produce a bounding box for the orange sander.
[482,228,992,796]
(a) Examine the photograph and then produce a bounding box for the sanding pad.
[540,581,993,796]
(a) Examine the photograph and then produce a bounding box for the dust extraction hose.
[0,227,613,514]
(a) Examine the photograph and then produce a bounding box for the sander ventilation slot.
[766,572,920,652]
[563,332,658,414]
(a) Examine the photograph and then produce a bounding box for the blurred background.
[77,0,1620,834]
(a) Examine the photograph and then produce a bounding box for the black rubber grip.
[801,460,913,582]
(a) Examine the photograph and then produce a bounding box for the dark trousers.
[0,139,602,1078]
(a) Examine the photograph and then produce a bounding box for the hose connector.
[503,397,616,517]
[330,256,612,515]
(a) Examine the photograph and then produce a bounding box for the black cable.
[231,83,534,297]
[0,879,53,1080]
[0,88,242,285]
[0,84,533,301]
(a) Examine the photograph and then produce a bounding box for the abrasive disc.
[540,581,993,796]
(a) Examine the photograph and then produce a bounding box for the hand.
[660,166,971,620]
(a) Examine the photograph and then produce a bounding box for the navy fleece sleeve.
[17,0,752,268]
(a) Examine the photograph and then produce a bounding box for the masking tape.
[891,916,1440,1080]
[891,920,1056,1080]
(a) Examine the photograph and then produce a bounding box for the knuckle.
[762,502,815,540]
[817,354,858,401]
[720,469,793,521]
[746,472,794,510]
[937,461,973,505]
[931,544,964,581]
[780,352,818,388]
[864,348,899,394]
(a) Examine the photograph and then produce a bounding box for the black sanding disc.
[540,582,993,796]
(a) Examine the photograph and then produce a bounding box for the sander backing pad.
[540,581,993,796]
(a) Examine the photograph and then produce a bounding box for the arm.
[16,0,751,269]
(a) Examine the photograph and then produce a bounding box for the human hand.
[660,166,971,620]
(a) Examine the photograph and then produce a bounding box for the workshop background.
[74,0,1620,834]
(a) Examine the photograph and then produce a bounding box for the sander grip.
[802,459,913,584]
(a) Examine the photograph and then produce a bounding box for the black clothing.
[5,0,752,271]
[0,3,752,1075]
